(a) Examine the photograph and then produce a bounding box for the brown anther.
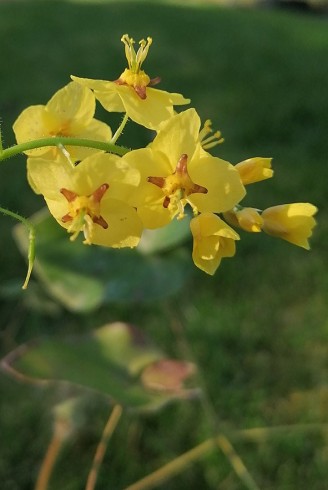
[134,85,147,99]
[92,215,108,229]
[176,154,188,175]
[163,196,171,209]
[147,176,166,188]
[60,188,78,202]
[61,213,73,223]
[114,78,148,100]
[114,78,125,85]
[91,183,109,203]
[193,184,208,194]
[149,76,161,86]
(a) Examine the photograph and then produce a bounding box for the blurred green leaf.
[1,322,199,410]
[13,209,192,312]
[138,210,191,254]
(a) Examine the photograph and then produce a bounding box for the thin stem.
[0,206,35,289]
[34,431,63,490]
[124,438,216,490]
[238,423,328,442]
[124,423,328,490]
[0,137,129,162]
[166,306,260,490]
[85,405,123,490]
[0,123,3,155]
[111,113,129,144]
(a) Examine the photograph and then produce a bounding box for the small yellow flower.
[224,207,263,232]
[190,213,240,275]
[235,157,273,185]
[13,82,111,160]
[27,152,143,248]
[72,34,190,130]
[123,109,246,229]
[261,203,317,249]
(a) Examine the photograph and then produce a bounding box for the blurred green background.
[1,0,328,489]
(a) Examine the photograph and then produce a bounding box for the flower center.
[115,34,160,100]
[60,183,109,243]
[147,154,208,219]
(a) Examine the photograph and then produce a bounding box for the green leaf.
[1,322,199,410]
[13,209,192,312]
[138,210,191,254]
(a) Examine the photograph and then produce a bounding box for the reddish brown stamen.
[149,76,161,86]
[163,196,170,209]
[91,183,109,203]
[192,184,208,194]
[92,215,108,229]
[176,154,188,175]
[134,85,147,99]
[61,213,73,223]
[60,188,78,202]
[114,78,148,100]
[147,176,166,188]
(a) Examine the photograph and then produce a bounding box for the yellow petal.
[262,203,317,249]
[91,198,143,248]
[13,105,51,156]
[188,154,246,213]
[224,208,263,233]
[190,213,239,275]
[235,157,273,185]
[151,108,200,164]
[47,81,95,127]
[72,75,190,130]
[64,118,112,161]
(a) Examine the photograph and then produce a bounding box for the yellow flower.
[123,109,246,228]
[224,207,263,232]
[13,82,111,160]
[261,203,317,249]
[190,213,240,275]
[27,152,143,248]
[71,34,190,130]
[235,157,273,185]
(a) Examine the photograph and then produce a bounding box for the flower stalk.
[0,137,129,162]
[0,206,35,289]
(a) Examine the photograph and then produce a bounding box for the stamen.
[61,213,73,223]
[147,176,166,188]
[149,76,161,86]
[176,153,188,175]
[60,188,78,202]
[92,183,109,203]
[92,215,108,229]
[163,196,170,209]
[60,184,109,237]
[199,119,224,150]
[134,85,147,100]
[147,154,208,215]
[192,183,208,194]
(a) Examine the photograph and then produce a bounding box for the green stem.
[166,306,260,490]
[0,124,3,155]
[85,405,123,490]
[0,137,130,162]
[0,206,35,289]
[125,423,328,490]
[110,113,129,144]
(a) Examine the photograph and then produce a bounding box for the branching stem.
[0,137,129,162]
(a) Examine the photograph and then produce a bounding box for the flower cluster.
[13,34,317,275]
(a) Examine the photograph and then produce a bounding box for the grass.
[1,1,328,489]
